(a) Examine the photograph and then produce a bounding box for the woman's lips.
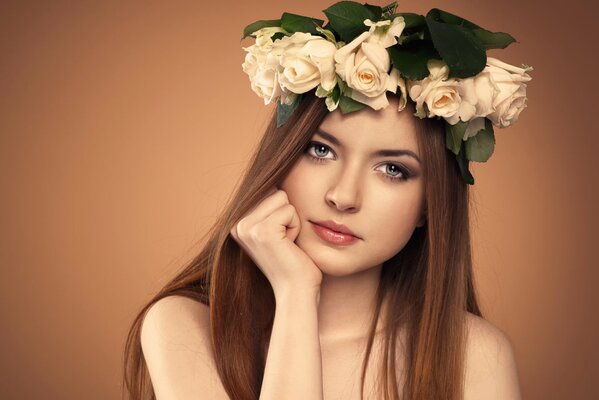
[310,222,359,245]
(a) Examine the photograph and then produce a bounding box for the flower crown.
[241,1,533,184]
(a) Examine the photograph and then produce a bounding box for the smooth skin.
[140,96,521,399]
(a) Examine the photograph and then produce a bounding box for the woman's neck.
[317,263,386,346]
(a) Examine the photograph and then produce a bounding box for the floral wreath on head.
[241,1,533,185]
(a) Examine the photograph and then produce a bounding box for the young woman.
[123,2,529,399]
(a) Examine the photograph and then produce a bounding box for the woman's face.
[280,97,426,276]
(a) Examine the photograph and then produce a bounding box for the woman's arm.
[140,291,325,400]
[141,188,326,399]
[140,295,231,399]
[259,288,323,400]
[227,188,325,399]
[463,313,522,400]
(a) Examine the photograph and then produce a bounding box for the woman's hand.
[229,188,323,300]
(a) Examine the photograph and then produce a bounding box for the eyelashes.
[304,141,412,183]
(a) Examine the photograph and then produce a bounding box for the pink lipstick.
[310,221,360,245]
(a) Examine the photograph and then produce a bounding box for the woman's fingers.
[262,203,301,243]
[227,187,322,295]
[230,187,286,238]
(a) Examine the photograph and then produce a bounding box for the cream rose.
[484,57,532,127]
[241,28,302,105]
[334,17,406,110]
[242,43,286,105]
[456,57,532,130]
[455,70,497,123]
[276,32,337,93]
[408,59,461,124]
[334,37,396,109]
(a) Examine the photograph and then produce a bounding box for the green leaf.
[276,94,303,128]
[388,42,440,81]
[281,12,324,35]
[338,94,366,114]
[426,8,481,29]
[271,32,286,41]
[323,1,378,42]
[471,28,516,49]
[331,83,341,103]
[364,3,383,19]
[445,121,467,155]
[397,30,425,45]
[426,8,515,50]
[241,19,281,40]
[464,119,495,162]
[456,143,475,185]
[425,17,487,78]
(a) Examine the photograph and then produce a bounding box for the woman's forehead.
[317,98,420,153]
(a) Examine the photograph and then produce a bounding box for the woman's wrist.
[274,285,321,308]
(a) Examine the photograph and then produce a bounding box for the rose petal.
[360,42,390,72]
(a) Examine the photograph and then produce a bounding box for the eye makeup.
[304,141,413,183]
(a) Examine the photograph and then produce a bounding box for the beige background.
[0,0,597,399]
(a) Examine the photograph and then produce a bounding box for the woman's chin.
[295,232,374,277]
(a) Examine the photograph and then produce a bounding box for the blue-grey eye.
[386,164,401,176]
[314,144,329,157]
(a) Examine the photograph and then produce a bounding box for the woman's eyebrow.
[314,129,421,163]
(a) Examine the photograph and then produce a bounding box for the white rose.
[276,32,337,93]
[408,59,461,124]
[334,38,395,109]
[241,30,306,105]
[241,44,261,77]
[456,57,532,130]
[455,70,498,123]
[333,17,406,110]
[243,27,283,79]
[484,57,532,127]
[241,43,286,105]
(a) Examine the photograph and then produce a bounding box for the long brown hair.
[122,92,482,400]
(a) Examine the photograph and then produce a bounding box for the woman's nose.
[324,165,362,212]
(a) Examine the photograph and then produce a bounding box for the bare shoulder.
[463,312,522,400]
[140,295,230,400]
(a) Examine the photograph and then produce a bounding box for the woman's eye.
[305,141,411,183]
[377,163,411,182]
[305,141,334,162]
